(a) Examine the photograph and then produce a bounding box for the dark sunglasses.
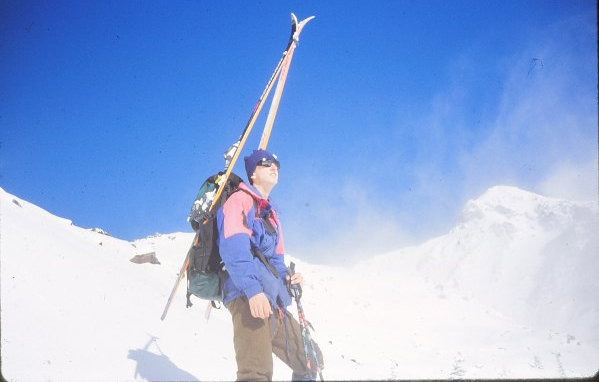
[257,158,280,169]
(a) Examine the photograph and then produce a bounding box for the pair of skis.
[160,13,314,322]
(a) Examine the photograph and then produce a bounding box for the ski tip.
[303,15,316,24]
[297,16,315,33]
[290,13,315,26]
[290,14,315,43]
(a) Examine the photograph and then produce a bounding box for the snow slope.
[1,185,597,380]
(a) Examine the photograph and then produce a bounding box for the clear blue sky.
[1,1,596,264]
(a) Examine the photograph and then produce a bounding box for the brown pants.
[227,297,324,381]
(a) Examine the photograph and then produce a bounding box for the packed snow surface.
[1,185,598,380]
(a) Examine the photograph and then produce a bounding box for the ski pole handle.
[288,261,303,299]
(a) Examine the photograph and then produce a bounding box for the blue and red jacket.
[216,182,291,309]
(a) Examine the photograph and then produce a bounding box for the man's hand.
[286,272,303,287]
[248,292,272,319]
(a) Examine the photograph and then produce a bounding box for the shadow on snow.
[128,335,200,382]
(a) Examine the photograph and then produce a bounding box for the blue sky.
[1,1,596,264]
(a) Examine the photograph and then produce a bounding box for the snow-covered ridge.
[457,185,596,231]
[2,188,76,227]
[1,185,598,380]
[407,187,598,320]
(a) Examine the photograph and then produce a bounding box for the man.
[216,149,323,381]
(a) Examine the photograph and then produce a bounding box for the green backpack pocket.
[187,270,223,304]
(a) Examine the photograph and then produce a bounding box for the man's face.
[251,158,279,188]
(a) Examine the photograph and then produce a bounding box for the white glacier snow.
[1,185,597,380]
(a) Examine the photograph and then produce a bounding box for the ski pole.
[288,262,324,381]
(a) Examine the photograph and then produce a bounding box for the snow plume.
[278,13,598,266]
[281,175,416,265]
[536,159,598,203]
[379,11,597,242]
[454,12,597,199]
[284,11,597,269]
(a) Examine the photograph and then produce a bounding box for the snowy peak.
[477,185,548,205]
[457,185,594,234]
[409,185,599,331]
[461,185,554,222]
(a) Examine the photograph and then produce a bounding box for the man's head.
[244,149,280,186]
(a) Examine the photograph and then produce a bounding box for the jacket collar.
[239,182,273,204]
[238,182,278,215]
[238,182,262,200]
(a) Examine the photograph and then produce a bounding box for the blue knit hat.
[244,149,280,182]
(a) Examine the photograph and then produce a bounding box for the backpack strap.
[251,247,279,279]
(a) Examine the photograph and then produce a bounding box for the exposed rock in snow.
[130,252,161,265]
[89,227,112,236]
